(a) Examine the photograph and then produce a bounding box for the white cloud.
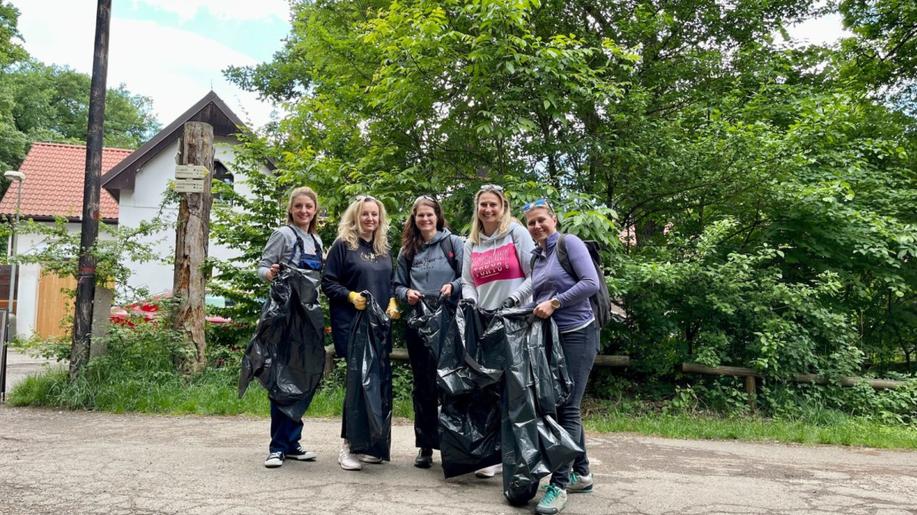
[131,0,289,22]
[11,0,280,131]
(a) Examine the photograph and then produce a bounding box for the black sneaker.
[286,445,317,461]
[414,448,433,469]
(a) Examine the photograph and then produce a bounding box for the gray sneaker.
[358,454,383,464]
[567,472,593,493]
[535,484,567,514]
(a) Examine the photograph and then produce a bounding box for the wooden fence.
[322,346,906,411]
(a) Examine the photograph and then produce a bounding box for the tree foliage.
[220,0,917,393]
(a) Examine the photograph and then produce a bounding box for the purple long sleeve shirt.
[531,232,600,332]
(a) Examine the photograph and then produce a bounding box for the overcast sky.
[9,1,849,133]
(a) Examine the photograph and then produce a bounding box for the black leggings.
[405,327,440,449]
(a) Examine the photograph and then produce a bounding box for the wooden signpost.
[172,122,213,372]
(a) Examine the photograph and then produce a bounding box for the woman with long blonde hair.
[462,184,535,311]
[460,184,535,479]
[321,195,399,471]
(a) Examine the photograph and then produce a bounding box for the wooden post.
[744,375,757,411]
[172,122,214,372]
[70,0,111,379]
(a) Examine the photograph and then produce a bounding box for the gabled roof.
[101,91,252,199]
[0,142,129,222]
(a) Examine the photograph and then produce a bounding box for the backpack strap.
[555,233,578,281]
[440,235,460,277]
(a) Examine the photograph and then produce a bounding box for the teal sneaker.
[535,484,567,514]
[567,472,593,493]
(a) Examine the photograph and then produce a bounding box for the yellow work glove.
[348,291,367,311]
[386,297,400,320]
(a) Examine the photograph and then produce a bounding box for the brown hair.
[400,196,448,262]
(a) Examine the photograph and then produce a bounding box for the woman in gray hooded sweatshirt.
[393,195,464,469]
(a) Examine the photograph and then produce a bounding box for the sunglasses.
[479,184,504,193]
[522,198,552,213]
[414,194,437,204]
[355,195,377,202]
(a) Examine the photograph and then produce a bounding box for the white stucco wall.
[11,136,264,338]
[116,136,258,297]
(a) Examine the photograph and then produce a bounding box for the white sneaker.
[338,441,362,471]
[475,463,501,478]
[358,454,383,464]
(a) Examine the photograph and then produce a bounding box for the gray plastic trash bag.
[239,266,325,421]
[438,299,503,478]
[494,308,580,505]
[343,291,393,461]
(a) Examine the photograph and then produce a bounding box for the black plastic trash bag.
[239,266,326,421]
[405,295,454,450]
[406,294,453,362]
[343,291,393,461]
[494,308,581,506]
[438,300,504,478]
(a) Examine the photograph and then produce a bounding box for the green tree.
[224,0,917,390]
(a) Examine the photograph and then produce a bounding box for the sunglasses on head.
[522,198,552,213]
[478,184,504,193]
[414,194,437,204]
[355,195,377,202]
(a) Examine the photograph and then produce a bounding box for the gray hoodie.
[394,229,465,302]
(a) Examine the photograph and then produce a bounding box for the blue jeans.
[550,321,598,489]
[269,399,303,454]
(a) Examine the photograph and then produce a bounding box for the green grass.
[10,368,916,449]
[7,367,415,419]
[584,403,917,449]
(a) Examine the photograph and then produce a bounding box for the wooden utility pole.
[70,0,111,379]
[172,122,214,372]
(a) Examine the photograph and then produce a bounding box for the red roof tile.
[0,142,131,221]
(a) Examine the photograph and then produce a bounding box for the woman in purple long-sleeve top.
[523,198,600,515]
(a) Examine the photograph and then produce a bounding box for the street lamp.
[0,169,24,402]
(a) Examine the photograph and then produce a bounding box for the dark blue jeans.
[269,399,303,454]
[550,321,598,489]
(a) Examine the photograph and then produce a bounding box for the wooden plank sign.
[174,179,205,193]
[175,164,209,179]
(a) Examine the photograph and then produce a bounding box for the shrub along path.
[1,406,915,514]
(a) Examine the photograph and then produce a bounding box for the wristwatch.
[550,298,561,309]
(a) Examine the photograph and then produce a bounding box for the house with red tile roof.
[0,92,269,339]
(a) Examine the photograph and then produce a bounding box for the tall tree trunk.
[172,122,214,373]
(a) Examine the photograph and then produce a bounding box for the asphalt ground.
[1,350,916,514]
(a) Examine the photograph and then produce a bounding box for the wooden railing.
[322,345,907,412]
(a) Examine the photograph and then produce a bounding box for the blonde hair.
[285,186,320,233]
[468,187,514,245]
[336,196,390,255]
